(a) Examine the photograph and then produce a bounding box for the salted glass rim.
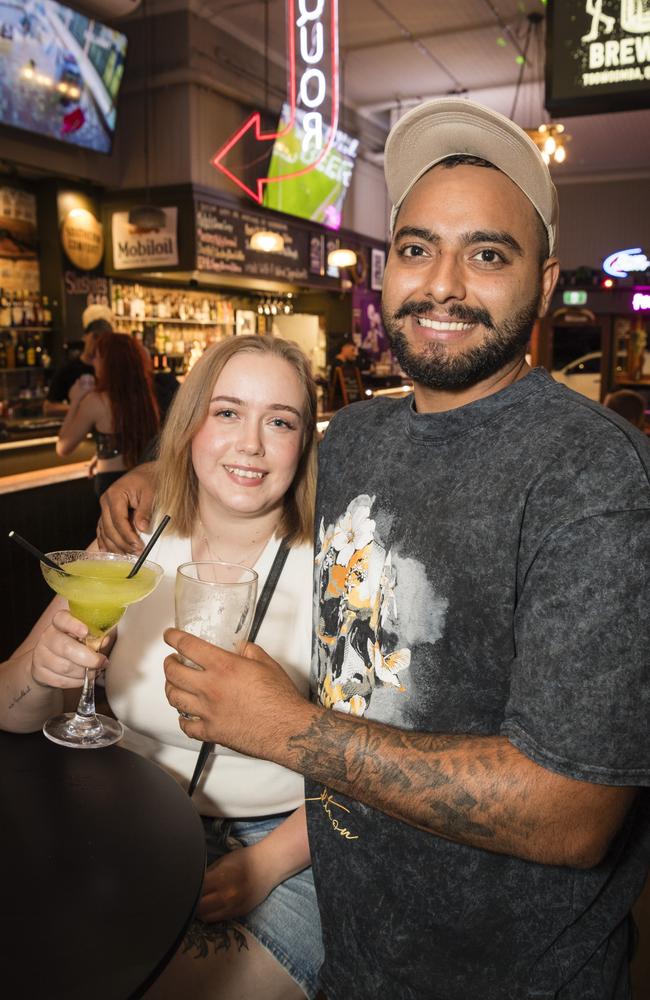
[43,549,164,580]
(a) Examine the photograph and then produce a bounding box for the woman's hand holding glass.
[30,610,110,690]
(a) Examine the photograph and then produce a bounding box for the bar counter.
[1,429,100,661]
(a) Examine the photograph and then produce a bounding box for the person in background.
[604,388,646,431]
[327,338,360,409]
[5,335,323,1000]
[328,338,358,379]
[57,332,159,497]
[43,304,113,417]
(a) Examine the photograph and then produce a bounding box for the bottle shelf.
[113,316,232,326]
[0,326,53,333]
[0,366,47,374]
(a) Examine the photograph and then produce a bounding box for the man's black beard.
[381,294,540,391]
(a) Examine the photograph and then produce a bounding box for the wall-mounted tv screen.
[546,0,650,116]
[262,103,359,230]
[0,0,127,153]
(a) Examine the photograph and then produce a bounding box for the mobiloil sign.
[111,208,179,270]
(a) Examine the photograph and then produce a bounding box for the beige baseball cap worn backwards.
[384,97,559,257]
[82,304,114,330]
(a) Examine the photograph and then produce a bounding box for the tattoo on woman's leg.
[182,920,249,960]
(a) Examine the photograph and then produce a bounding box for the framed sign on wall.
[546,0,650,116]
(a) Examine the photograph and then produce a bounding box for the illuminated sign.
[546,0,650,116]
[61,208,104,271]
[111,208,178,270]
[563,290,588,305]
[633,291,650,310]
[211,0,339,204]
[603,247,650,277]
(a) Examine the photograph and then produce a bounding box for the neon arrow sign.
[211,0,339,204]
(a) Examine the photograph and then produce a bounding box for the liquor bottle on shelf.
[26,333,36,367]
[5,331,15,368]
[113,284,125,318]
[23,291,34,326]
[0,334,7,368]
[0,289,10,327]
[41,295,52,326]
[11,291,23,327]
[15,334,26,367]
[130,284,145,320]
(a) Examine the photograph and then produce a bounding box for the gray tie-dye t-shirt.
[306,368,650,1000]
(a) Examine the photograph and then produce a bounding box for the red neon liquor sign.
[211,0,339,204]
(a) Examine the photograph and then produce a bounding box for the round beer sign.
[61,209,104,271]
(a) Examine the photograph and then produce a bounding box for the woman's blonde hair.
[156,335,317,546]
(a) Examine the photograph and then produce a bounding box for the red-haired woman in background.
[57,332,160,497]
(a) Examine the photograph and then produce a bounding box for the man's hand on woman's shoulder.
[97,462,159,554]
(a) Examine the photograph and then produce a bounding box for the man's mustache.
[392,300,494,330]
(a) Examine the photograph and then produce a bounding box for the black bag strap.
[188,537,291,798]
[248,537,291,643]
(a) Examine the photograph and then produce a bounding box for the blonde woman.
[9,336,322,1000]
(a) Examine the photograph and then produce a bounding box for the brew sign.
[546,0,650,115]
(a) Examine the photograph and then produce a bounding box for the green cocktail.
[43,559,160,638]
[41,550,163,749]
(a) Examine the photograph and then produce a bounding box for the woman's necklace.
[197,520,271,568]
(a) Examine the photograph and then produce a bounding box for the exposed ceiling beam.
[357,76,544,116]
[342,18,502,54]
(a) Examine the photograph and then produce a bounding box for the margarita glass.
[41,550,163,749]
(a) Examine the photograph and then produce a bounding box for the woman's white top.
[106,531,313,817]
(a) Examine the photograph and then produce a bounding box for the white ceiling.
[198,0,650,182]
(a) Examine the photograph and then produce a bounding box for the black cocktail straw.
[126,515,171,577]
[8,531,69,575]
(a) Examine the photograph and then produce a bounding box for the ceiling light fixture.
[250,230,285,253]
[525,122,568,165]
[128,204,167,228]
[327,247,357,268]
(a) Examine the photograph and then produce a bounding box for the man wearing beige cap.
[44,303,114,416]
[107,99,649,999]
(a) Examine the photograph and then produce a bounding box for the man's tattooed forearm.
[7,685,31,710]
[289,713,538,850]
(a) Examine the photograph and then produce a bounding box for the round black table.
[0,729,206,999]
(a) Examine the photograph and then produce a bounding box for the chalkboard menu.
[196,200,321,284]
